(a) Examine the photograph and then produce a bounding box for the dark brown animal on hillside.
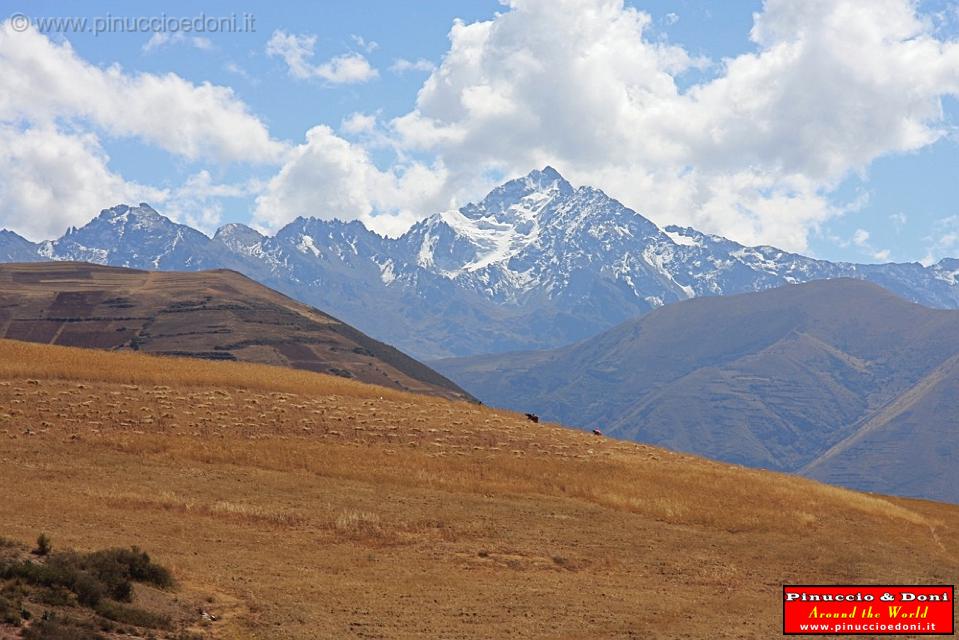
[524,413,539,423]
[592,428,603,436]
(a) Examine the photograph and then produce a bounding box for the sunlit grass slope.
[1,339,957,639]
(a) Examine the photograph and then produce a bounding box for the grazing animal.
[524,413,539,423]
[591,428,603,436]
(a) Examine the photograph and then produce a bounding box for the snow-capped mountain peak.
[46,203,213,269]
[212,223,266,258]
[213,222,263,243]
[401,168,573,278]
[401,167,685,304]
[99,202,155,219]
[461,166,572,220]
[4,169,959,359]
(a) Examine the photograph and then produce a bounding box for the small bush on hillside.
[0,542,174,615]
[32,533,52,556]
[73,573,105,607]
[84,546,173,589]
[0,580,29,599]
[0,593,22,625]
[36,585,73,606]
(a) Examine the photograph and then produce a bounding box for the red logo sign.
[783,585,955,635]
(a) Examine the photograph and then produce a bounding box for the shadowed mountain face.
[0,262,472,402]
[433,279,959,502]
[5,170,959,360]
[0,230,40,262]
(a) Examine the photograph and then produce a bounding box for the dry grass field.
[1,338,957,639]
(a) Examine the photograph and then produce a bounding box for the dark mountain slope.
[803,352,959,503]
[434,279,959,500]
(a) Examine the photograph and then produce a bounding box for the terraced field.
[0,262,470,401]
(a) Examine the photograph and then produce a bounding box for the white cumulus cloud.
[266,30,378,84]
[378,0,959,251]
[390,58,436,74]
[142,32,214,53]
[163,170,261,235]
[0,21,285,163]
[4,1,959,255]
[0,125,167,241]
[351,35,379,53]
[0,20,287,238]
[253,125,447,236]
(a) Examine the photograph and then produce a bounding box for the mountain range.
[4,167,959,359]
[0,262,470,401]
[434,279,959,503]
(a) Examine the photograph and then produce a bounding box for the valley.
[436,278,959,503]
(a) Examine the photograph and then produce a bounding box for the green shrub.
[0,544,173,611]
[74,573,104,607]
[32,533,52,557]
[0,559,69,588]
[1,580,29,599]
[36,586,73,606]
[109,578,133,602]
[0,593,22,625]
[0,542,176,634]
[83,547,173,591]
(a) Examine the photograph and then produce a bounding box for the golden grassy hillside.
[1,339,957,639]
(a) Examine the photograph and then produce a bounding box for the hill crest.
[0,261,471,401]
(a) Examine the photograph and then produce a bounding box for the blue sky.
[3,0,959,265]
